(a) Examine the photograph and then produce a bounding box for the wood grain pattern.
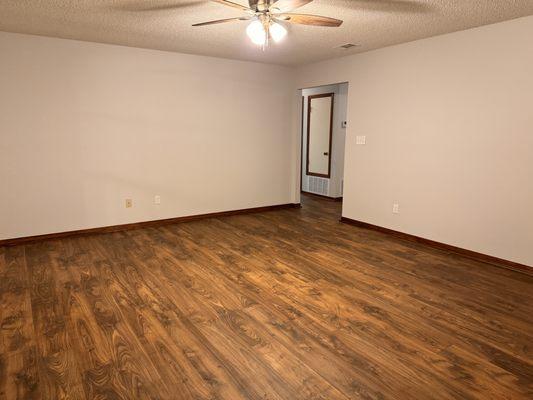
[1,194,532,399]
[0,203,300,247]
[340,216,532,276]
[301,191,343,202]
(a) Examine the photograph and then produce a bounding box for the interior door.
[306,93,333,177]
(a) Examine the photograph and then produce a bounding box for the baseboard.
[340,217,532,276]
[301,191,343,202]
[0,203,301,247]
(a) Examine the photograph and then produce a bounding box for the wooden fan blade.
[276,13,342,27]
[192,16,251,26]
[269,0,313,13]
[115,1,201,12]
[211,0,252,11]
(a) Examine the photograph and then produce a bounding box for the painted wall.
[301,83,347,198]
[2,17,532,267]
[294,16,533,266]
[0,32,296,240]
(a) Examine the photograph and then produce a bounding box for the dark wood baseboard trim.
[0,203,301,247]
[340,217,532,276]
[301,191,342,202]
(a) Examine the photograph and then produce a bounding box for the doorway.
[300,83,348,203]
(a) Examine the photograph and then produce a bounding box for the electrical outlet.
[154,195,161,205]
[356,135,366,145]
[125,199,133,208]
[392,203,399,214]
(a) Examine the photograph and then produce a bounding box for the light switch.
[356,135,366,145]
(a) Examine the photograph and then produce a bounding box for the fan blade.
[276,13,342,27]
[192,16,251,26]
[269,0,312,13]
[211,0,252,11]
[115,1,201,12]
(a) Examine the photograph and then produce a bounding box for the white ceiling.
[1,0,532,66]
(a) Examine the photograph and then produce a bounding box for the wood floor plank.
[51,238,171,400]
[170,220,473,399]
[24,243,86,400]
[122,230,348,400]
[1,194,532,399]
[216,210,533,364]
[0,246,40,400]
[88,235,255,400]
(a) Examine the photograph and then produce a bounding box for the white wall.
[0,32,296,240]
[294,16,533,267]
[301,83,347,198]
[2,17,532,267]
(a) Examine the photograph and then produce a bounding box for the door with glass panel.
[306,93,333,178]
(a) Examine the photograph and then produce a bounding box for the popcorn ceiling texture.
[1,0,532,65]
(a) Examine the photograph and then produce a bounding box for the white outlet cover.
[356,135,366,145]
[154,195,161,205]
[392,203,400,214]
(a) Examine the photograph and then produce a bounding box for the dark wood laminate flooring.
[1,194,532,399]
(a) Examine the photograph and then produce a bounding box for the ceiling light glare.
[270,22,287,42]
[246,20,266,45]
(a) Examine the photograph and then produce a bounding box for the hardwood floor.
[1,194,532,399]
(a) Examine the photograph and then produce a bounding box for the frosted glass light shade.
[270,22,287,42]
[246,20,266,45]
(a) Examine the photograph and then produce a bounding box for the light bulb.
[246,20,266,45]
[269,22,287,42]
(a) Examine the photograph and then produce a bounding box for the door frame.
[306,92,334,178]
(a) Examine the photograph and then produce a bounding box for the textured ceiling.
[1,0,532,66]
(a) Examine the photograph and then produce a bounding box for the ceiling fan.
[192,0,343,47]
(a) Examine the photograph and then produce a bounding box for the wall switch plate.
[154,195,161,205]
[392,203,399,214]
[125,199,133,208]
[356,135,366,145]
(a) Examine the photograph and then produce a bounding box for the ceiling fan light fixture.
[194,0,343,48]
[246,19,266,45]
[269,22,287,42]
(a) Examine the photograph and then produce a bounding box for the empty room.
[1,1,532,399]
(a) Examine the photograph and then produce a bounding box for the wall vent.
[308,176,329,196]
[337,43,360,50]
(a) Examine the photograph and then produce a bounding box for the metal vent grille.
[308,176,329,196]
[337,43,360,50]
